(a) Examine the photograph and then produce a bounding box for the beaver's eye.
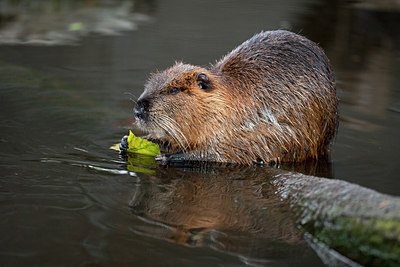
[196,73,211,90]
[168,87,181,95]
[198,82,206,90]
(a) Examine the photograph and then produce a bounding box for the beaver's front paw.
[155,153,186,165]
[119,135,129,154]
[155,154,169,163]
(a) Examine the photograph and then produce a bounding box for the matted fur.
[135,30,338,164]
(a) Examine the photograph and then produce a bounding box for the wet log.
[272,173,400,266]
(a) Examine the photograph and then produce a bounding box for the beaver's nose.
[134,98,150,121]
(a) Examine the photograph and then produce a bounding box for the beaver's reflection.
[128,163,327,261]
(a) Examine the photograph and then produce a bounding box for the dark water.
[0,0,399,266]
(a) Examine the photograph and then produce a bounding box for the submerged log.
[271,172,400,266]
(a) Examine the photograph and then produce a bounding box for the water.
[0,0,399,266]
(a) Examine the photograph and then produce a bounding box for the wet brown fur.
[135,30,338,164]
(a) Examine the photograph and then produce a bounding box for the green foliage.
[127,131,161,156]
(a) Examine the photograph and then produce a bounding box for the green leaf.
[126,131,161,156]
[109,143,120,151]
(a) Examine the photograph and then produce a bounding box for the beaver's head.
[134,62,228,151]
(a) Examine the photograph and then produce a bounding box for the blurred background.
[0,0,399,266]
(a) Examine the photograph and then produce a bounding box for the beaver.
[121,30,338,165]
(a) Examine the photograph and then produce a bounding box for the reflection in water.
[301,1,399,128]
[0,0,151,45]
[329,6,397,128]
[128,163,316,264]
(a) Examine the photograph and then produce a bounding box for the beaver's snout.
[134,98,150,122]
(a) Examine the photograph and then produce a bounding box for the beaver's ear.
[196,73,212,91]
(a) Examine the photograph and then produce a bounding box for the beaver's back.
[214,30,334,99]
[210,30,337,163]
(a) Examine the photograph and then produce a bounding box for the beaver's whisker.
[158,114,188,151]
